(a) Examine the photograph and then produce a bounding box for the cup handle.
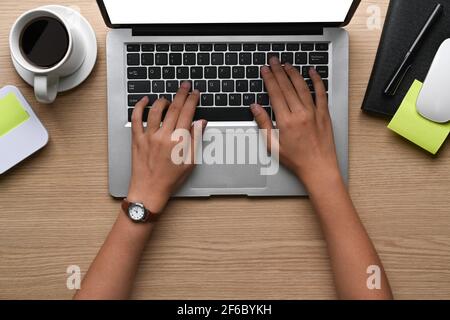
[34,75,59,104]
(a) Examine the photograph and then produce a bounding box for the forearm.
[304,170,393,300]
[73,210,153,300]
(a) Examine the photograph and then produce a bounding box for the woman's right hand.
[250,56,341,189]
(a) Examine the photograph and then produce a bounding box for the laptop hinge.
[132,25,324,37]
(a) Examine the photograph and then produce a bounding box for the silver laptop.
[97,0,360,197]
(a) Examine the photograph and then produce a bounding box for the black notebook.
[362,0,450,117]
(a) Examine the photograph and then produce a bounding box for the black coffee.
[20,17,69,68]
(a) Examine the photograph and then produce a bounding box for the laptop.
[96,0,360,197]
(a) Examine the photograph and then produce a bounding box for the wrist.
[296,163,344,195]
[126,188,170,214]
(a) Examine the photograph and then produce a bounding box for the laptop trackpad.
[190,164,266,189]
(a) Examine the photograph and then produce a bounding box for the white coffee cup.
[9,7,86,104]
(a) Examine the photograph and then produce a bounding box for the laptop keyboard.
[126,42,329,122]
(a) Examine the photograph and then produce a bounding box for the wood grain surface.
[1,0,449,299]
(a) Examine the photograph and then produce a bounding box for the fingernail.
[140,96,149,102]
[181,81,191,89]
[284,63,293,69]
[309,67,317,75]
[261,66,270,74]
[193,89,200,95]
[250,104,261,115]
[269,56,280,64]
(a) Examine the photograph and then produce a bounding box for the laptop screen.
[101,0,355,25]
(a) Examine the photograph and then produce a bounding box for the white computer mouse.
[417,39,450,123]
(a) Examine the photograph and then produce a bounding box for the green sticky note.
[388,80,450,155]
[0,92,30,137]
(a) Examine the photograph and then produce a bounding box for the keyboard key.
[301,43,314,51]
[250,80,263,92]
[152,81,165,93]
[194,80,207,92]
[128,107,150,122]
[281,52,294,64]
[232,66,245,79]
[222,80,234,92]
[142,44,154,52]
[127,44,140,52]
[267,52,280,64]
[287,43,300,51]
[272,43,285,51]
[239,53,252,65]
[257,93,270,105]
[170,44,184,51]
[128,81,150,93]
[176,67,189,79]
[229,43,242,51]
[243,43,257,51]
[315,43,329,51]
[201,94,214,106]
[236,80,248,92]
[211,53,224,65]
[295,52,307,64]
[309,52,328,64]
[229,94,242,106]
[316,66,329,78]
[183,53,196,65]
[302,66,313,78]
[215,94,228,106]
[192,107,270,121]
[208,80,221,92]
[185,44,199,51]
[156,44,169,51]
[243,93,255,105]
[148,67,162,79]
[190,67,203,79]
[323,80,329,91]
[257,43,271,51]
[225,53,238,65]
[155,53,168,65]
[204,66,217,79]
[214,44,227,51]
[200,43,213,51]
[246,66,259,79]
[218,66,231,79]
[141,53,154,65]
[159,94,172,102]
[127,53,140,65]
[253,52,266,65]
[197,53,210,65]
[128,94,155,106]
[166,80,179,93]
[169,53,182,65]
[162,67,175,79]
[127,67,147,79]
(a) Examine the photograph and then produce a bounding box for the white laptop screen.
[102,0,355,25]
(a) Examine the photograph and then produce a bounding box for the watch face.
[128,204,145,221]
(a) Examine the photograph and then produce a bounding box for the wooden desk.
[1,0,449,299]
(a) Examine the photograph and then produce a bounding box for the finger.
[309,68,329,113]
[162,81,191,131]
[147,98,170,133]
[189,119,207,165]
[250,104,274,152]
[131,96,148,136]
[269,56,303,112]
[261,65,290,123]
[176,89,200,130]
[284,64,315,109]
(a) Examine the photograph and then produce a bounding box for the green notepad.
[388,80,450,155]
[0,92,30,137]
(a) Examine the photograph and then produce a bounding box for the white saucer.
[12,5,97,92]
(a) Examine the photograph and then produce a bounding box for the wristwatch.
[121,199,159,223]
